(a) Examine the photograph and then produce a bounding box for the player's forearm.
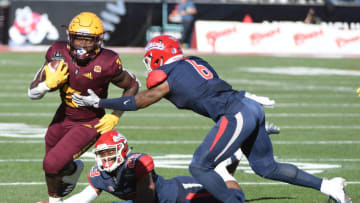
[63,185,98,203]
[123,76,141,96]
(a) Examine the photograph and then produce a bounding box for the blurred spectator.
[168,4,182,23]
[172,0,197,48]
[304,8,322,24]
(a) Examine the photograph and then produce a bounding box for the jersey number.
[186,59,213,80]
[90,168,100,177]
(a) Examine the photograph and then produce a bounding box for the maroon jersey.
[45,41,123,121]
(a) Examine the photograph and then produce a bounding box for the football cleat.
[265,121,280,135]
[321,177,352,203]
[61,159,84,196]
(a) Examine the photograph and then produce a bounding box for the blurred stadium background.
[0,0,359,202]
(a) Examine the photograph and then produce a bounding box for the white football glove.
[245,92,275,108]
[72,89,100,108]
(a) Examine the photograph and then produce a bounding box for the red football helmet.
[94,130,129,172]
[143,35,183,72]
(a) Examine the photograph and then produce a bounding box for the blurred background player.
[28,12,140,203]
[173,0,197,48]
[61,130,243,203]
[73,35,352,203]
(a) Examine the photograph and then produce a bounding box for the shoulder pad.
[146,70,167,89]
[135,154,155,179]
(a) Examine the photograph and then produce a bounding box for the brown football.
[30,60,64,91]
[47,60,61,73]
[40,60,63,91]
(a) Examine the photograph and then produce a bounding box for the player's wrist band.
[38,81,51,92]
[99,96,138,111]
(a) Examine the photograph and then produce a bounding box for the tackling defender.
[61,130,243,203]
[73,35,351,203]
[28,12,139,203]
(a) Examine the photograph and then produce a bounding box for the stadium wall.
[3,0,360,47]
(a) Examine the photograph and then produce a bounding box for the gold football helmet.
[67,12,104,62]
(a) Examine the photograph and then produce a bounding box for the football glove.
[72,89,100,108]
[95,113,119,134]
[245,92,275,108]
[357,88,360,96]
[44,60,69,89]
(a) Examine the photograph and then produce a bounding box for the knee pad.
[189,164,204,178]
[250,158,277,178]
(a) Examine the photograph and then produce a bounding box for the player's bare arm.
[111,70,140,96]
[62,185,101,203]
[134,172,156,203]
[134,80,169,108]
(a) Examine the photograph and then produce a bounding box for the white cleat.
[265,122,280,135]
[321,177,352,203]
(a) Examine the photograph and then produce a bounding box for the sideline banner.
[195,20,360,56]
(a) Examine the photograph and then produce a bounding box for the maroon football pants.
[43,117,99,174]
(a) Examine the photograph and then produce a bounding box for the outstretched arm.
[134,172,156,203]
[63,185,101,203]
[73,81,170,111]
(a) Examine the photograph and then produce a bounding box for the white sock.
[215,160,236,182]
[320,179,329,195]
[49,196,63,203]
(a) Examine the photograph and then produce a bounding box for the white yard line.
[0,181,359,186]
[1,140,360,145]
[1,140,360,144]
[1,112,360,117]
[1,158,360,162]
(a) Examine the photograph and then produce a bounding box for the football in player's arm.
[62,130,243,203]
[73,35,351,203]
[29,12,140,203]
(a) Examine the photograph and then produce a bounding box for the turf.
[0,52,359,202]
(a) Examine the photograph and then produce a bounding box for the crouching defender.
[62,130,244,203]
[37,124,278,203]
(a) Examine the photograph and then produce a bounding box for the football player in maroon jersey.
[28,12,140,203]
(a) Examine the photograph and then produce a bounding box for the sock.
[49,196,63,203]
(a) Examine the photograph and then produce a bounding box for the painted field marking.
[0,181,359,186]
[1,153,357,175]
[1,112,360,118]
[1,123,360,138]
[2,140,360,145]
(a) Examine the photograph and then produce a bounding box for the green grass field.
[0,52,359,202]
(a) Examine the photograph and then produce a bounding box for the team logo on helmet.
[145,42,164,53]
[113,134,126,143]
